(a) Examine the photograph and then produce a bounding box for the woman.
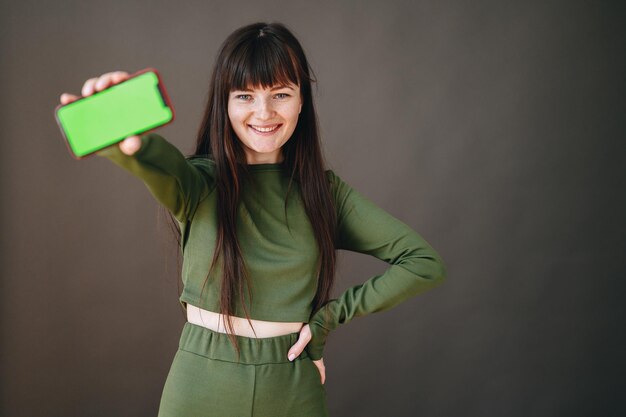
[59,22,446,417]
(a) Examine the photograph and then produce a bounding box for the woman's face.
[228,82,302,164]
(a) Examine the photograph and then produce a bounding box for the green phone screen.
[56,70,173,158]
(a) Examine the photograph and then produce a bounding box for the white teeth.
[250,125,279,132]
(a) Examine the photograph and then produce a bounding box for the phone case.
[54,68,175,160]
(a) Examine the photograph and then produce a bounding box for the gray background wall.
[1,1,624,416]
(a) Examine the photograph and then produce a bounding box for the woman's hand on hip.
[59,70,141,156]
[287,324,326,384]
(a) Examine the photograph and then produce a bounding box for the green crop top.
[96,133,446,360]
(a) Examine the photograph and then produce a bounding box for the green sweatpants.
[157,322,329,417]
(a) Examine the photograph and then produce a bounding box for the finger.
[60,93,79,105]
[94,73,115,92]
[287,326,311,361]
[81,71,130,97]
[82,77,99,96]
[110,71,129,85]
[95,70,131,92]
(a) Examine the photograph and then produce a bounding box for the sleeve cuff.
[305,321,329,360]
[305,301,338,360]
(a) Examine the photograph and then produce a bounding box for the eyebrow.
[235,85,295,93]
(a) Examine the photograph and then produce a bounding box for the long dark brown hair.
[161,22,337,360]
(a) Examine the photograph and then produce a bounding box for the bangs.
[227,36,301,92]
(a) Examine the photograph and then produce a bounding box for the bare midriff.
[186,303,305,338]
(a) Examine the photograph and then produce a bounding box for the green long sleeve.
[95,133,215,223]
[95,134,446,358]
[304,170,447,360]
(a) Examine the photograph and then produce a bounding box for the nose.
[255,96,276,120]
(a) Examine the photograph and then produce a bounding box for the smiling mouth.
[248,124,282,133]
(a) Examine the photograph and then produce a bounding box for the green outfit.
[97,133,446,416]
[157,322,327,417]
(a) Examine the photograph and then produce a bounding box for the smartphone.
[54,68,175,159]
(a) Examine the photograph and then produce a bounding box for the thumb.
[119,135,142,155]
[287,324,312,362]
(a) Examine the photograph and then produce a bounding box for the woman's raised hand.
[59,70,142,156]
[287,324,326,385]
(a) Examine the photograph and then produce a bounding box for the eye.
[235,94,252,101]
[275,93,290,99]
